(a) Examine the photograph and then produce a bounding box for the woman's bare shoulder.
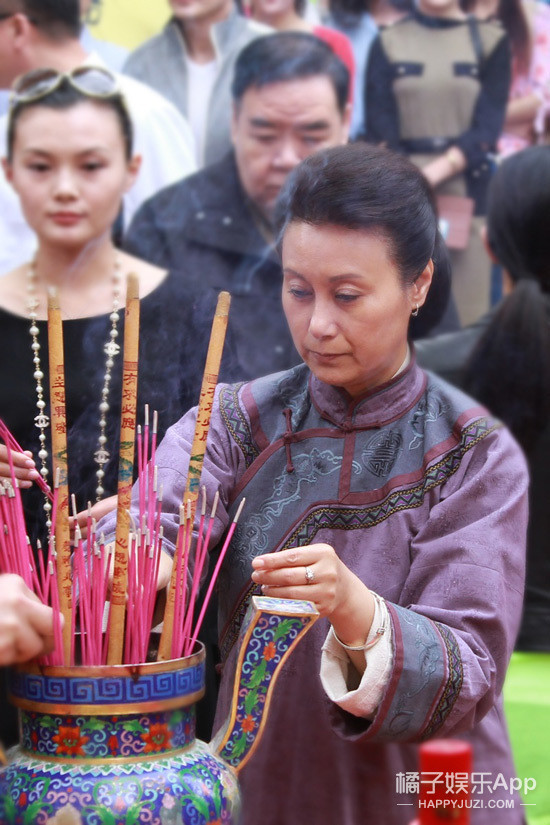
[0,265,29,317]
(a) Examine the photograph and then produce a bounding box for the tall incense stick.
[47,287,72,663]
[107,274,140,665]
[157,290,231,661]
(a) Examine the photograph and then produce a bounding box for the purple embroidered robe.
[102,360,528,824]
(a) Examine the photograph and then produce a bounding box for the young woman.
[326,0,411,139]
[0,67,205,545]
[100,143,528,824]
[364,0,511,326]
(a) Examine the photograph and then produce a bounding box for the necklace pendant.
[34,412,50,429]
[104,340,120,357]
[94,447,110,465]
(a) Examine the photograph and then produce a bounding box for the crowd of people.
[0,0,549,822]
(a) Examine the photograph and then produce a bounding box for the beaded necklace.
[26,255,122,526]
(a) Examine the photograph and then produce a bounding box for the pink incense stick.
[102,594,112,665]
[35,540,48,602]
[137,424,144,516]
[123,535,134,664]
[46,557,63,666]
[146,466,158,559]
[3,440,33,581]
[147,526,164,653]
[27,536,43,599]
[185,498,246,657]
[143,405,150,499]
[74,529,92,665]
[1,486,24,577]
[0,487,19,577]
[147,411,158,535]
[172,502,193,659]
[171,505,187,660]
[70,566,77,666]
[179,500,193,641]
[141,507,162,654]
[86,502,92,546]
[100,538,112,661]
[4,485,30,585]
[182,489,218,645]
[134,585,146,664]
[0,419,53,502]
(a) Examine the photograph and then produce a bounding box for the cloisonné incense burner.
[0,596,318,824]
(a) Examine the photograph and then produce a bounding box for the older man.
[124,32,351,384]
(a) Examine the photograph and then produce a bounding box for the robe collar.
[307,351,427,430]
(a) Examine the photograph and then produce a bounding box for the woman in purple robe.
[101,142,528,824]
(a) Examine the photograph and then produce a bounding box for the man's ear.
[3,11,37,81]
[8,11,35,50]
[340,101,352,145]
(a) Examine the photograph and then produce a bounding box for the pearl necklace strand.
[27,255,122,523]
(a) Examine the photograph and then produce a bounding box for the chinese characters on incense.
[47,288,72,662]
[107,274,140,665]
[157,290,231,661]
[1,283,233,667]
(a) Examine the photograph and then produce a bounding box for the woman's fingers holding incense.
[0,445,40,487]
[71,495,118,540]
[0,574,57,665]
[102,543,171,596]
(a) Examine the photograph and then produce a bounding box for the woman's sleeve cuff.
[320,593,393,719]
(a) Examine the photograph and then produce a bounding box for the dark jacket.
[365,12,510,214]
[416,313,550,652]
[414,309,492,386]
[124,151,300,384]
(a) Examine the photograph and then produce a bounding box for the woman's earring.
[411,304,419,317]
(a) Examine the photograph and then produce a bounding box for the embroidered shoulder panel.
[219,414,499,661]
[287,415,499,547]
[219,383,260,469]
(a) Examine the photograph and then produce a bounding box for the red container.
[416,739,473,824]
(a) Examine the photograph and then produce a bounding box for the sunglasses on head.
[9,66,121,109]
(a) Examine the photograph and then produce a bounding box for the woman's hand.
[422,146,466,188]
[71,495,118,540]
[0,445,40,489]
[157,550,174,591]
[251,543,376,651]
[0,574,60,665]
[104,545,173,593]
